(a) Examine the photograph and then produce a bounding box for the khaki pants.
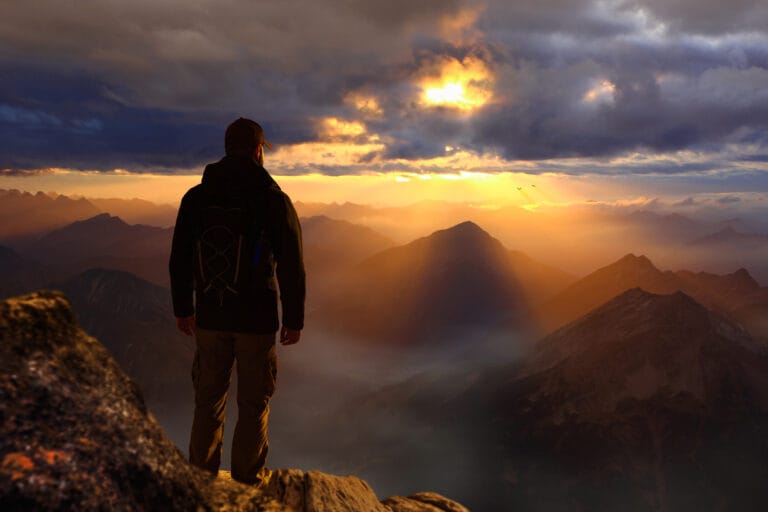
[189,327,277,483]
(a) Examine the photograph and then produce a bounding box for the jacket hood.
[201,155,279,191]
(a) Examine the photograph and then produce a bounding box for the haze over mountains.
[4,188,768,284]
[2,189,768,510]
[295,200,768,285]
[0,189,178,238]
[280,289,768,510]
[539,253,768,343]
[318,221,573,344]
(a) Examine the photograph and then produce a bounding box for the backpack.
[193,185,275,307]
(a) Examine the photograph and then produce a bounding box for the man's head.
[225,117,272,163]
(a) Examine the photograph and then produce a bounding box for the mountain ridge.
[538,252,767,339]
[319,220,572,343]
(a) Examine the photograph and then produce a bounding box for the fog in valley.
[2,188,768,510]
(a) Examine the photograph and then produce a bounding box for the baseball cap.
[225,117,273,154]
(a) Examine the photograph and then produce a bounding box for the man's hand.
[176,316,195,336]
[280,326,301,345]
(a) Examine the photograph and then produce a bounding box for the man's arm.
[272,191,306,341]
[169,191,196,332]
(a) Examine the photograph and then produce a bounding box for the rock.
[382,492,471,512]
[0,291,467,511]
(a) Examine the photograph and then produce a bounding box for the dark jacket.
[169,155,305,333]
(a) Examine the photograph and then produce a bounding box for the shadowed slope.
[0,245,48,299]
[54,268,193,419]
[321,221,570,344]
[311,289,768,510]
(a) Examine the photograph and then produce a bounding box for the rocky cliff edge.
[0,291,467,512]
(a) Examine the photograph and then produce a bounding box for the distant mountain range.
[0,189,176,241]
[11,213,174,287]
[689,226,768,248]
[538,253,768,342]
[5,189,768,285]
[0,189,101,239]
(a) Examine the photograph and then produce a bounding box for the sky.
[1,0,767,206]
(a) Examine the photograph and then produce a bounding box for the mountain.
[689,226,768,248]
[301,215,395,269]
[0,291,467,511]
[319,221,571,344]
[301,215,395,306]
[0,189,101,240]
[538,254,677,330]
[311,289,768,510]
[492,289,768,510]
[25,213,173,262]
[88,197,178,227]
[0,245,49,298]
[679,226,768,285]
[17,214,173,287]
[53,268,193,427]
[622,210,708,242]
[507,249,576,305]
[538,253,768,339]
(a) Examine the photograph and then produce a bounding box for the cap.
[225,117,272,154]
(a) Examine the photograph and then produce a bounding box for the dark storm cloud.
[618,0,768,35]
[0,0,767,174]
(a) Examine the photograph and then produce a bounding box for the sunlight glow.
[344,93,383,117]
[320,117,367,139]
[419,56,493,111]
[425,82,467,105]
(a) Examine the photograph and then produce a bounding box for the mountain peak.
[79,212,126,225]
[615,253,656,269]
[599,253,664,279]
[452,220,483,231]
[532,287,764,406]
[431,220,494,243]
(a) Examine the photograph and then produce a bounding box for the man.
[169,117,305,484]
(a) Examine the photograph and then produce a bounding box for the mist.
[2,188,768,510]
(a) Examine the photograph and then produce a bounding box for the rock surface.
[0,291,467,511]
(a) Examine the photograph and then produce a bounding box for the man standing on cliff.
[169,117,305,484]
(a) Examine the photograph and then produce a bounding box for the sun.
[425,82,469,105]
[419,56,493,111]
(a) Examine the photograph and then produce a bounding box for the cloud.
[617,0,768,35]
[0,168,55,177]
[0,0,767,174]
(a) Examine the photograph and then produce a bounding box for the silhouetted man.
[169,118,305,484]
